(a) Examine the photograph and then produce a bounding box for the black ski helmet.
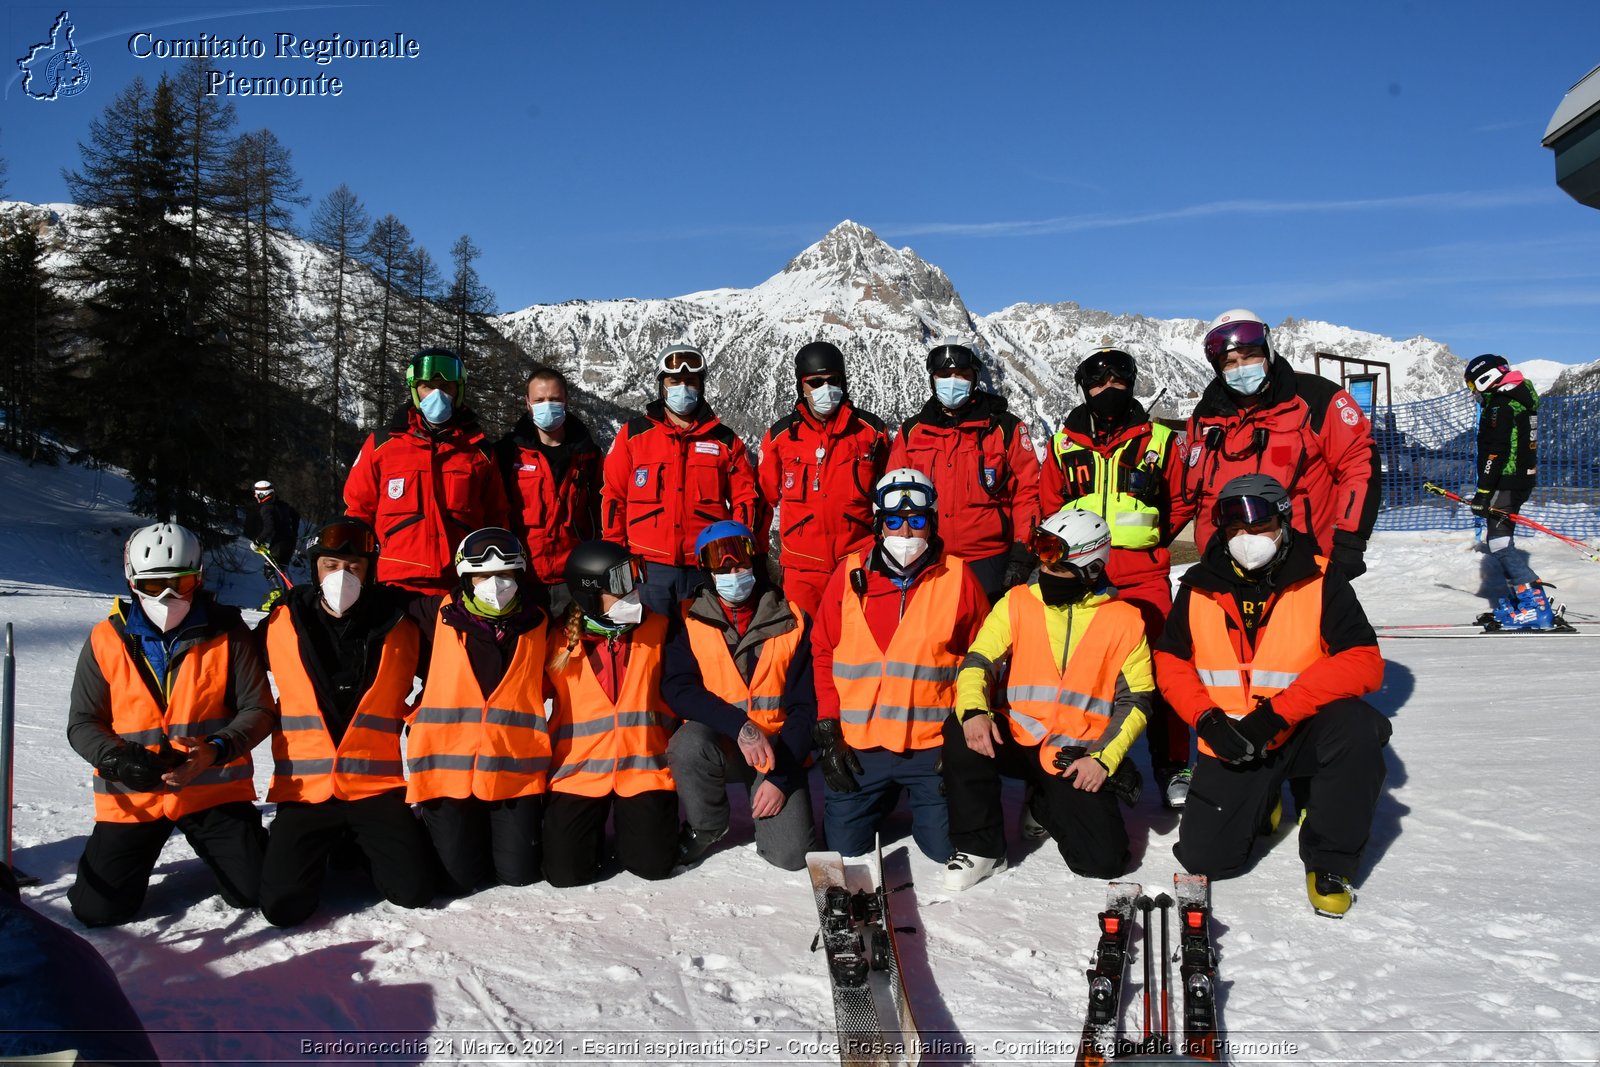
[795,341,846,381]
[1464,353,1510,394]
[1074,347,1138,393]
[1213,473,1293,566]
[304,517,379,569]
[564,539,639,619]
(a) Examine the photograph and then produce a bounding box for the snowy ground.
[3,448,1599,1066]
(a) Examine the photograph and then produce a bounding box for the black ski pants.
[68,800,265,927]
[418,794,544,894]
[260,790,435,926]
[941,714,1130,879]
[541,789,678,887]
[1176,698,1391,881]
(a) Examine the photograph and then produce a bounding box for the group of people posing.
[67,308,1539,931]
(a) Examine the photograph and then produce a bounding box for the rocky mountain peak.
[766,219,966,320]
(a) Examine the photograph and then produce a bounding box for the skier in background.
[757,341,889,616]
[1154,475,1389,918]
[1463,354,1555,630]
[250,479,299,611]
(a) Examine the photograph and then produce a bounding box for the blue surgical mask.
[934,377,973,410]
[530,400,566,431]
[665,384,700,416]
[1223,362,1268,397]
[713,568,756,605]
[417,388,454,424]
[808,385,843,419]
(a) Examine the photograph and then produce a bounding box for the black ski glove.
[1196,708,1256,765]
[813,719,863,794]
[1330,529,1367,579]
[96,743,174,791]
[1000,542,1037,592]
[1104,757,1142,808]
[1469,488,1494,518]
[1236,699,1289,754]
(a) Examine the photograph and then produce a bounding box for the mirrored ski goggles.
[1203,320,1269,363]
[456,527,527,569]
[1214,495,1284,531]
[307,520,377,557]
[873,481,935,513]
[409,350,464,382]
[600,557,642,596]
[697,534,754,572]
[1076,348,1136,388]
[131,572,202,599]
[657,346,707,375]
[881,513,929,532]
[1027,529,1079,567]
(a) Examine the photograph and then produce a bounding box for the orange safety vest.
[1003,591,1146,773]
[265,609,420,804]
[406,605,552,802]
[831,552,965,754]
[1189,560,1327,757]
[88,616,256,824]
[683,602,804,736]
[546,613,677,797]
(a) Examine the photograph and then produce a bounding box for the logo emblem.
[1188,445,1202,468]
[1340,405,1361,426]
[784,471,796,491]
[386,477,405,500]
[981,467,997,489]
[634,467,649,488]
[18,11,92,102]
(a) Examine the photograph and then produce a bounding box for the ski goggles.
[409,350,465,383]
[598,556,642,596]
[131,572,202,599]
[657,345,706,375]
[881,513,930,532]
[307,519,378,557]
[1076,348,1136,388]
[456,527,527,570]
[1213,495,1286,532]
[926,343,979,373]
[873,480,935,514]
[1027,528,1088,569]
[1202,320,1269,364]
[1467,365,1505,393]
[697,533,754,573]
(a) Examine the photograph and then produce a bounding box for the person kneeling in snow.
[67,523,274,927]
[941,509,1150,891]
[1155,474,1390,917]
[662,521,816,871]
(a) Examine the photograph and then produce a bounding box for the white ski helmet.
[873,468,937,514]
[124,522,204,582]
[1033,509,1112,578]
[1202,309,1276,368]
[253,479,273,501]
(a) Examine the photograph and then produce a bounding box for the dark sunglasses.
[881,513,930,531]
[803,375,843,390]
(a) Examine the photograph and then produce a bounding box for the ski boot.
[1494,583,1556,631]
[1019,784,1050,840]
[1162,767,1193,810]
[674,822,726,867]
[1306,871,1355,918]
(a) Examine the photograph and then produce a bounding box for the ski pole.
[253,543,296,589]
[2,624,14,872]
[1155,891,1174,1053]
[1423,483,1600,562]
[1136,893,1155,1049]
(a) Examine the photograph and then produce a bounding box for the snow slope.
[3,450,1599,1065]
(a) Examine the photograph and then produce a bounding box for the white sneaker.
[943,852,1007,892]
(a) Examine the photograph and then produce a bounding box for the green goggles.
[409,350,464,383]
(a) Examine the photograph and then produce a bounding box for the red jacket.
[889,392,1042,562]
[496,413,603,584]
[1040,400,1184,591]
[810,548,990,723]
[344,404,511,594]
[758,400,888,576]
[1169,367,1380,555]
[601,399,762,566]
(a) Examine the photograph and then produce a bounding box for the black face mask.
[1037,570,1090,606]
[1087,387,1133,426]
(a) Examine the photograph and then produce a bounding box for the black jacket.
[1475,379,1538,495]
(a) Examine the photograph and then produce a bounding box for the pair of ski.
[1076,875,1218,1066]
[806,843,920,1067]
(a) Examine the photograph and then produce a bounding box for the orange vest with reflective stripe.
[832,552,964,754]
[546,613,676,797]
[683,602,804,736]
[88,616,256,824]
[1189,560,1327,757]
[1004,591,1145,773]
[406,605,551,802]
[265,609,419,803]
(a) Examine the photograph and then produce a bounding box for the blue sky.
[5,1,1599,363]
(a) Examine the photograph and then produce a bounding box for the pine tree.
[399,244,444,354]
[446,233,495,354]
[307,184,371,501]
[361,214,415,426]
[0,224,72,458]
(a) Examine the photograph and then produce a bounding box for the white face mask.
[1227,531,1281,571]
[136,590,192,632]
[881,535,929,569]
[808,385,843,418]
[472,574,519,614]
[320,569,363,616]
[604,588,645,627]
